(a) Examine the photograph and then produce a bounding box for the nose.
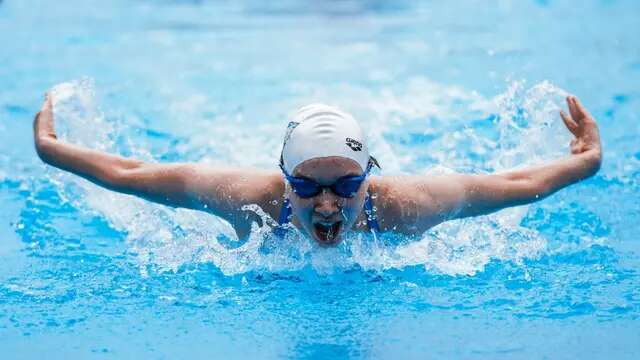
[314,190,340,217]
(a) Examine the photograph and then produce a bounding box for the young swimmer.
[33,95,602,246]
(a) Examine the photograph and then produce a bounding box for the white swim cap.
[280,104,371,173]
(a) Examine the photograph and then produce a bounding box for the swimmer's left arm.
[455,95,602,218]
[379,96,602,233]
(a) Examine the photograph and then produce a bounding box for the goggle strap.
[369,156,381,170]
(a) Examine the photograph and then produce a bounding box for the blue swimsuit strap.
[363,193,380,233]
[273,198,292,238]
[273,193,379,237]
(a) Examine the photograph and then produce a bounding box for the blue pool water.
[1,0,639,358]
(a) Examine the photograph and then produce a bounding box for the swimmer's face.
[289,157,368,247]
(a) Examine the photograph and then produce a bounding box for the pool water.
[1,0,639,358]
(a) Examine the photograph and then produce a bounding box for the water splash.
[45,77,579,276]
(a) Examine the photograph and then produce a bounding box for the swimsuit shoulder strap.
[273,197,292,238]
[277,197,292,226]
[364,192,380,234]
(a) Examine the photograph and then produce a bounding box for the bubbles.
[45,77,582,277]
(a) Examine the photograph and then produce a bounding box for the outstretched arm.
[33,95,282,235]
[376,96,602,233]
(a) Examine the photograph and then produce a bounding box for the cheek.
[341,198,364,221]
[290,198,313,219]
[343,187,368,220]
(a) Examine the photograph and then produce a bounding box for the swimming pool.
[1,0,639,358]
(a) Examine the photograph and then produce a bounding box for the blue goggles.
[280,157,380,199]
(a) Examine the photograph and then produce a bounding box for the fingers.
[40,93,52,112]
[33,111,41,129]
[566,95,594,125]
[572,96,595,124]
[560,110,579,134]
[35,92,55,133]
[566,96,582,123]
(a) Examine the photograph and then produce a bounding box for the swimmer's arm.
[33,96,280,232]
[451,95,602,219]
[34,95,152,196]
[445,150,601,219]
[379,96,602,233]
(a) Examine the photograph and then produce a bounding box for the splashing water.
[46,77,576,277]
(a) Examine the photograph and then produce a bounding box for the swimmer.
[33,95,602,246]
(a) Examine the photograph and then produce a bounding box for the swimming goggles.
[280,157,380,199]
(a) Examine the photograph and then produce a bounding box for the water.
[1,0,639,358]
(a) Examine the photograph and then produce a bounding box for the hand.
[559,96,602,166]
[33,93,57,143]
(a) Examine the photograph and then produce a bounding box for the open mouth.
[313,221,342,244]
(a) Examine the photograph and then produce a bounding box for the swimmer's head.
[280,104,374,246]
[281,104,370,174]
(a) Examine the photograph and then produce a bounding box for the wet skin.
[288,157,369,246]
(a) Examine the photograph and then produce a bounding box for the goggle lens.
[289,176,364,199]
[290,179,322,198]
[281,157,379,199]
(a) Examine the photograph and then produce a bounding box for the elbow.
[106,163,164,196]
[105,166,142,192]
[105,168,128,190]
[505,176,552,205]
[532,179,554,200]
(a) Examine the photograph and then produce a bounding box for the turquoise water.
[1,0,639,358]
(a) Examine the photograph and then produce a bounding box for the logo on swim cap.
[345,138,363,152]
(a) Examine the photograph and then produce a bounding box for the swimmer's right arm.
[34,95,151,197]
[33,96,281,234]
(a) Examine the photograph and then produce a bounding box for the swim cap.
[280,104,370,173]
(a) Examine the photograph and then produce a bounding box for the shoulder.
[188,165,284,196]
[185,164,286,219]
[222,168,286,215]
[251,170,286,213]
[367,176,422,233]
[237,169,286,236]
[367,174,467,234]
[195,166,285,239]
